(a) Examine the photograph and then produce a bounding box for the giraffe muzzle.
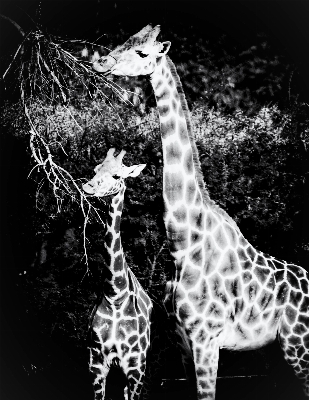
[93,55,116,75]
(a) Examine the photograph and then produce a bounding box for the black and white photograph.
[0,1,309,399]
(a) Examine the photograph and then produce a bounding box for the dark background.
[1,1,309,399]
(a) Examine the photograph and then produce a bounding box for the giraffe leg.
[124,358,147,400]
[192,338,219,400]
[88,329,109,400]
[279,313,309,397]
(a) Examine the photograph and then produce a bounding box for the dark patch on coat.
[272,259,285,270]
[105,231,113,248]
[245,280,259,302]
[139,335,147,350]
[161,117,176,139]
[190,208,204,230]
[186,318,203,334]
[219,249,239,276]
[166,141,182,165]
[154,79,163,91]
[234,298,245,316]
[254,266,270,284]
[299,295,309,313]
[276,281,289,306]
[237,247,248,262]
[244,305,260,324]
[121,343,130,356]
[114,275,127,290]
[191,230,203,244]
[173,205,188,224]
[293,323,307,336]
[242,271,252,283]
[256,254,267,266]
[210,274,228,305]
[246,246,256,261]
[128,335,138,346]
[300,279,308,294]
[123,295,136,317]
[288,335,302,346]
[242,260,252,270]
[171,98,178,113]
[113,237,121,253]
[178,120,190,145]
[188,290,207,314]
[257,290,274,311]
[286,271,300,290]
[185,179,196,204]
[114,254,124,272]
[178,302,192,321]
[225,277,242,298]
[189,246,203,267]
[299,314,309,328]
[238,236,247,247]
[267,259,276,270]
[275,270,285,283]
[205,320,224,332]
[288,264,305,278]
[204,236,220,276]
[285,305,297,325]
[164,171,184,205]
[184,149,194,175]
[289,290,303,308]
[138,315,147,335]
[158,104,170,118]
[206,301,224,319]
[157,87,170,102]
[196,328,207,344]
[115,216,121,233]
[182,264,201,289]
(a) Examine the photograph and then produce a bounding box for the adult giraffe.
[83,148,152,400]
[92,25,309,399]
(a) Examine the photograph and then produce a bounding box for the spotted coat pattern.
[83,151,152,400]
[92,25,309,399]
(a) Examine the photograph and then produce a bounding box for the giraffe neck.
[103,186,129,300]
[150,55,239,259]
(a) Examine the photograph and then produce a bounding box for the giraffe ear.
[122,164,146,178]
[158,41,171,55]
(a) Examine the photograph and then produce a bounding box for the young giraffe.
[92,25,309,399]
[83,148,152,400]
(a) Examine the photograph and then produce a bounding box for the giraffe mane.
[165,55,240,232]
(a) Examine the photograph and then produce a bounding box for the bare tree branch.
[0,13,25,37]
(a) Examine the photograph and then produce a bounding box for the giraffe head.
[83,148,146,197]
[93,24,171,76]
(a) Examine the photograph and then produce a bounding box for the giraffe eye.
[136,50,148,58]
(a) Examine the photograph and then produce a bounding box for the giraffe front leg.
[89,348,109,399]
[88,330,109,400]
[124,356,147,400]
[192,339,219,400]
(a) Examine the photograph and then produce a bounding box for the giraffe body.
[83,149,152,400]
[92,26,309,399]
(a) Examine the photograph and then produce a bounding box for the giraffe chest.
[92,292,152,345]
